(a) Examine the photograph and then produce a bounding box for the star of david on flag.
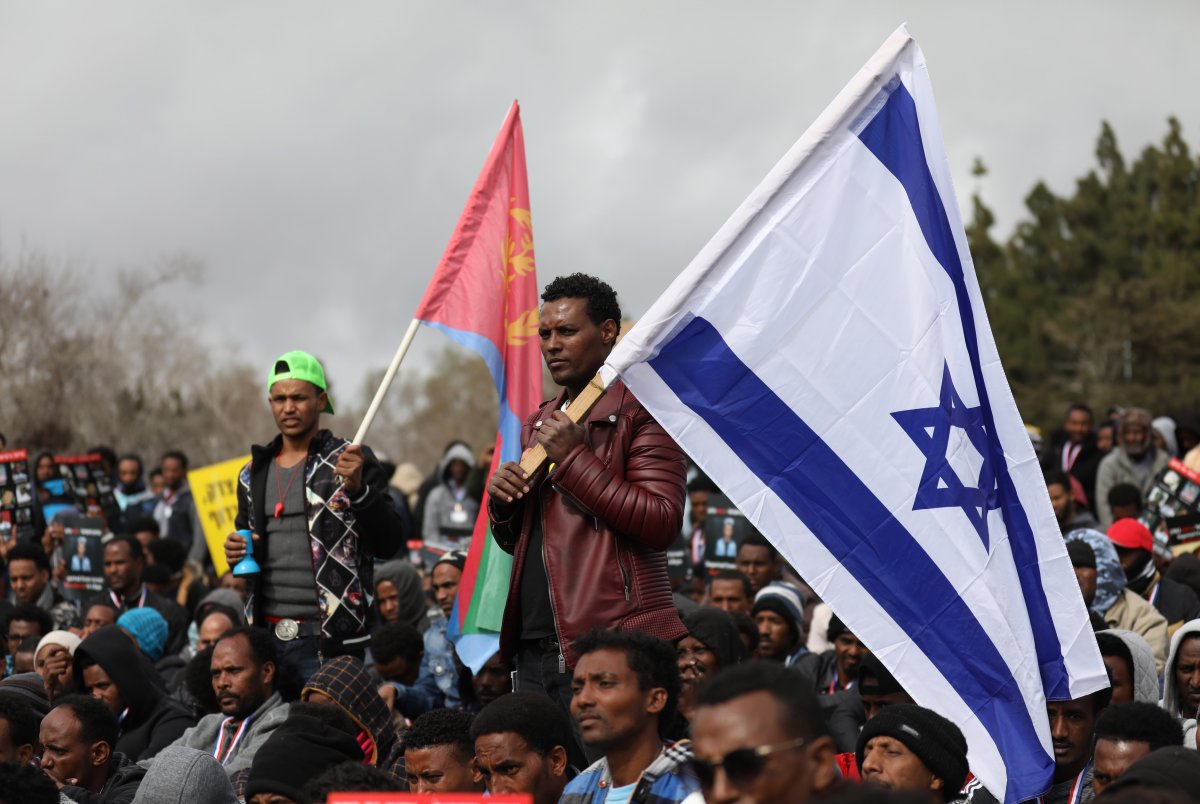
[892,363,1000,549]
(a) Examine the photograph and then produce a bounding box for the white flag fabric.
[602,25,1107,804]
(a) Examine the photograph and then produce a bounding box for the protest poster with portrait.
[1145,458,1200,553]
[0,449,38,544]
[60,514,107,604]
[54,454,120,529]
[702,492,753,572]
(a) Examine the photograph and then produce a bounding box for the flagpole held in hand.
[517,372,609,476]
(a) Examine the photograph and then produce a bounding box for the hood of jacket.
[437,443,475,485]
[131,745,237,804]
[192,588,246,628]
[301,655,395,763]
[1162,618,1200,718]
[74,625,163,720]
[374,559,428,632]
[1065,528,1125,615]
[1102,628,1160,704]
[1153,417,1178,457]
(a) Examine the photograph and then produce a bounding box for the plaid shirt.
[561,740,699,804]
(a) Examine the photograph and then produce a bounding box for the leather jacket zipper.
[539,493,566,673]
[616,544,631,601]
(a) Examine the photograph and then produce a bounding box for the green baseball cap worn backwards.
[268,350,335,414]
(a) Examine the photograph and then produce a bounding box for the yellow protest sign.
[189,455,250,577]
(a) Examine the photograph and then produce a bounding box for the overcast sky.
[2,1,1197,407]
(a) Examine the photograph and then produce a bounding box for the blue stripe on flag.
[419,320,524,463]
[857,80,1069,700]
[648,316,1052,797]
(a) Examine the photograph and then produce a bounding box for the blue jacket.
[387,612,461,714]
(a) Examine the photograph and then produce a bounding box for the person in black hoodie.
[73,626,194,762]
[41,694,147,803]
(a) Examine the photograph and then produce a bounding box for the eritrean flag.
[414,101,541,672]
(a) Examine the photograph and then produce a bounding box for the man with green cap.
[224,350,403,697]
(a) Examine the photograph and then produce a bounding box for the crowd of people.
[0,273,1198,804]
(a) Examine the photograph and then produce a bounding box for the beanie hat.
[1107,518,1154,552]
[856,652,905,697]
[35,630,82,659]
[1103,745,1200,800]
[434,549,468,573]
[245,714,363,801]
[117,608,168,661]
[751,582,806,644]
[0,673,51,716]
[682,607,746,668]
[856,704,969,800]
[131,746,238,804]
[1066,539,1097,569]
[827,613,849,643]
[1165,551,1200,597]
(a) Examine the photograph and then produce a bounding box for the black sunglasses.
[687,737,807,789]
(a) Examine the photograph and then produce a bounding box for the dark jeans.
[270,632,322,701]
[515,639,599,771]
[268,631,365,701]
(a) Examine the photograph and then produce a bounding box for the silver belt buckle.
[274,619,300,641]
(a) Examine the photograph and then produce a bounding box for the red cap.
[1107,518,1154,552]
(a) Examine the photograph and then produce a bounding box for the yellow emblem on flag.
[502,205,536,281]
[507,307,539,346]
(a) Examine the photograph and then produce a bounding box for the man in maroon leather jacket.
[487,274,688,757]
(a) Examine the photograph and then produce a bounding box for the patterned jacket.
[302,655,407,786]
[560,740,699,804]
[236,430,403,655]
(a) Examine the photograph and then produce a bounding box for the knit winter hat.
[434,549,469,573]
[35,630,82,659]
[856,704,969,800]
[118,608,168,661]
[1103,745,1200,801]
[856,652,905,697]
[751,582,807,644]
[131,746,238,804]
[245,713,363,801]
[0,673,51,716]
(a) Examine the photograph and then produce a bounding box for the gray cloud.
[1,1,1196,407]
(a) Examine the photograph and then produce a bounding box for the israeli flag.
[601,25,1107,803]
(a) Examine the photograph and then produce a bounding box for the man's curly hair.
[403,708,475,761]
[541,273,622,329]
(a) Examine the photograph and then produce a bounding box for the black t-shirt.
[520,499,556,640]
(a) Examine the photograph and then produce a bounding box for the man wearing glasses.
[689,662,839,804]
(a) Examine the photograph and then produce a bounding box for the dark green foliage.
[970,119,1200,426]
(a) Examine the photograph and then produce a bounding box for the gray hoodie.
[420,442,479,548]
[1161,618,1200,749]
[141,691,289,778]
[131,746,237,804]
[1102,629,1160,704]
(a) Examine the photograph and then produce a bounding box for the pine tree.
[971,119,1200,427]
